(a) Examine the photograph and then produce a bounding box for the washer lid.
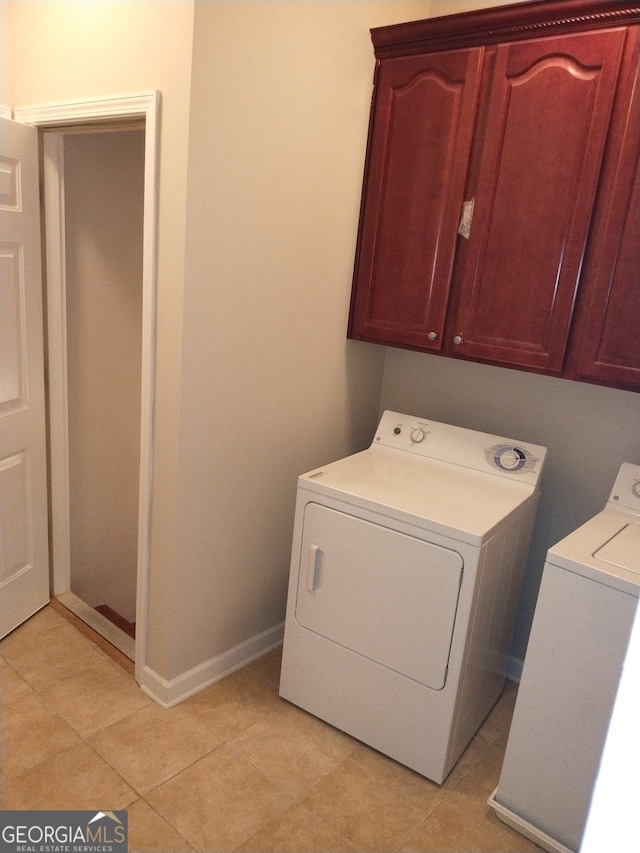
[547,510,640,596]
[594,522,640,574]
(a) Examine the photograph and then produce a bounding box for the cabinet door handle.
[453,335,464,346]
[427,331,438,341]
[457,198,475,240]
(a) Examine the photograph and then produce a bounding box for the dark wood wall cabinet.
[347,0,640,391]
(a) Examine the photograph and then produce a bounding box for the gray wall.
[380,347,640,668]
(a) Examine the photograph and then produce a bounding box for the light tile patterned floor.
[1,606,544,852]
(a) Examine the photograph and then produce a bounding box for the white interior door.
[0,116,50,637]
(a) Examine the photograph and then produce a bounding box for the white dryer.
[489,463,640,853]
[279,411,547,783]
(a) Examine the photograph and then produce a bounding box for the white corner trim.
[139,622,285,709]
[0,104,12,119]
[14,92,159,126]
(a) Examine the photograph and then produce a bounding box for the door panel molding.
[0,117,50,636]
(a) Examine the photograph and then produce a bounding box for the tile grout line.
[2,608,542,852]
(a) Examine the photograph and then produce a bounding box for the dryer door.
[295,502,463,690]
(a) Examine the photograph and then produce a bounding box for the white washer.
[279,411,547,783]
[489,463,640,853]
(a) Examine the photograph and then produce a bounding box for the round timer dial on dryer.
[410,427,427,443]
[486,444,533,473]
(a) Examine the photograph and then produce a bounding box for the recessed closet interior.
[62,127,145,635]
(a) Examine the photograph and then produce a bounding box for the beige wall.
[65,131,144,624]
[167,0,523,679]
[8,0,619,686]
[165,1,435,677]
[3,0,411,682]
[176,0,638,677]
[2,0,194,677]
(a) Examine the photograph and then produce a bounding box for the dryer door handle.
[307,544,323,592]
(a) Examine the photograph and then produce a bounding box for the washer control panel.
[373,411,547,484]
[608,463,640,515]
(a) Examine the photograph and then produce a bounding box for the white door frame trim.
[15,92,160,684]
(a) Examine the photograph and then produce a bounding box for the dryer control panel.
[373,411,547,485]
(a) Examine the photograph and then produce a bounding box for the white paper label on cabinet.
[457,197,475,240]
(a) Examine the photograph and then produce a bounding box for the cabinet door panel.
[349,48,483,349]
[453,29,627,371]
[576,56,640,387]
[583,168,640,382]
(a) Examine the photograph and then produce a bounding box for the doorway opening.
[16,93,160,681]
[53,125,145,660]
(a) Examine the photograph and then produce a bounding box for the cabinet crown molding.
[372,0,640,57]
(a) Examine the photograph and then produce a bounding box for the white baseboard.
[139,621,284,708]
